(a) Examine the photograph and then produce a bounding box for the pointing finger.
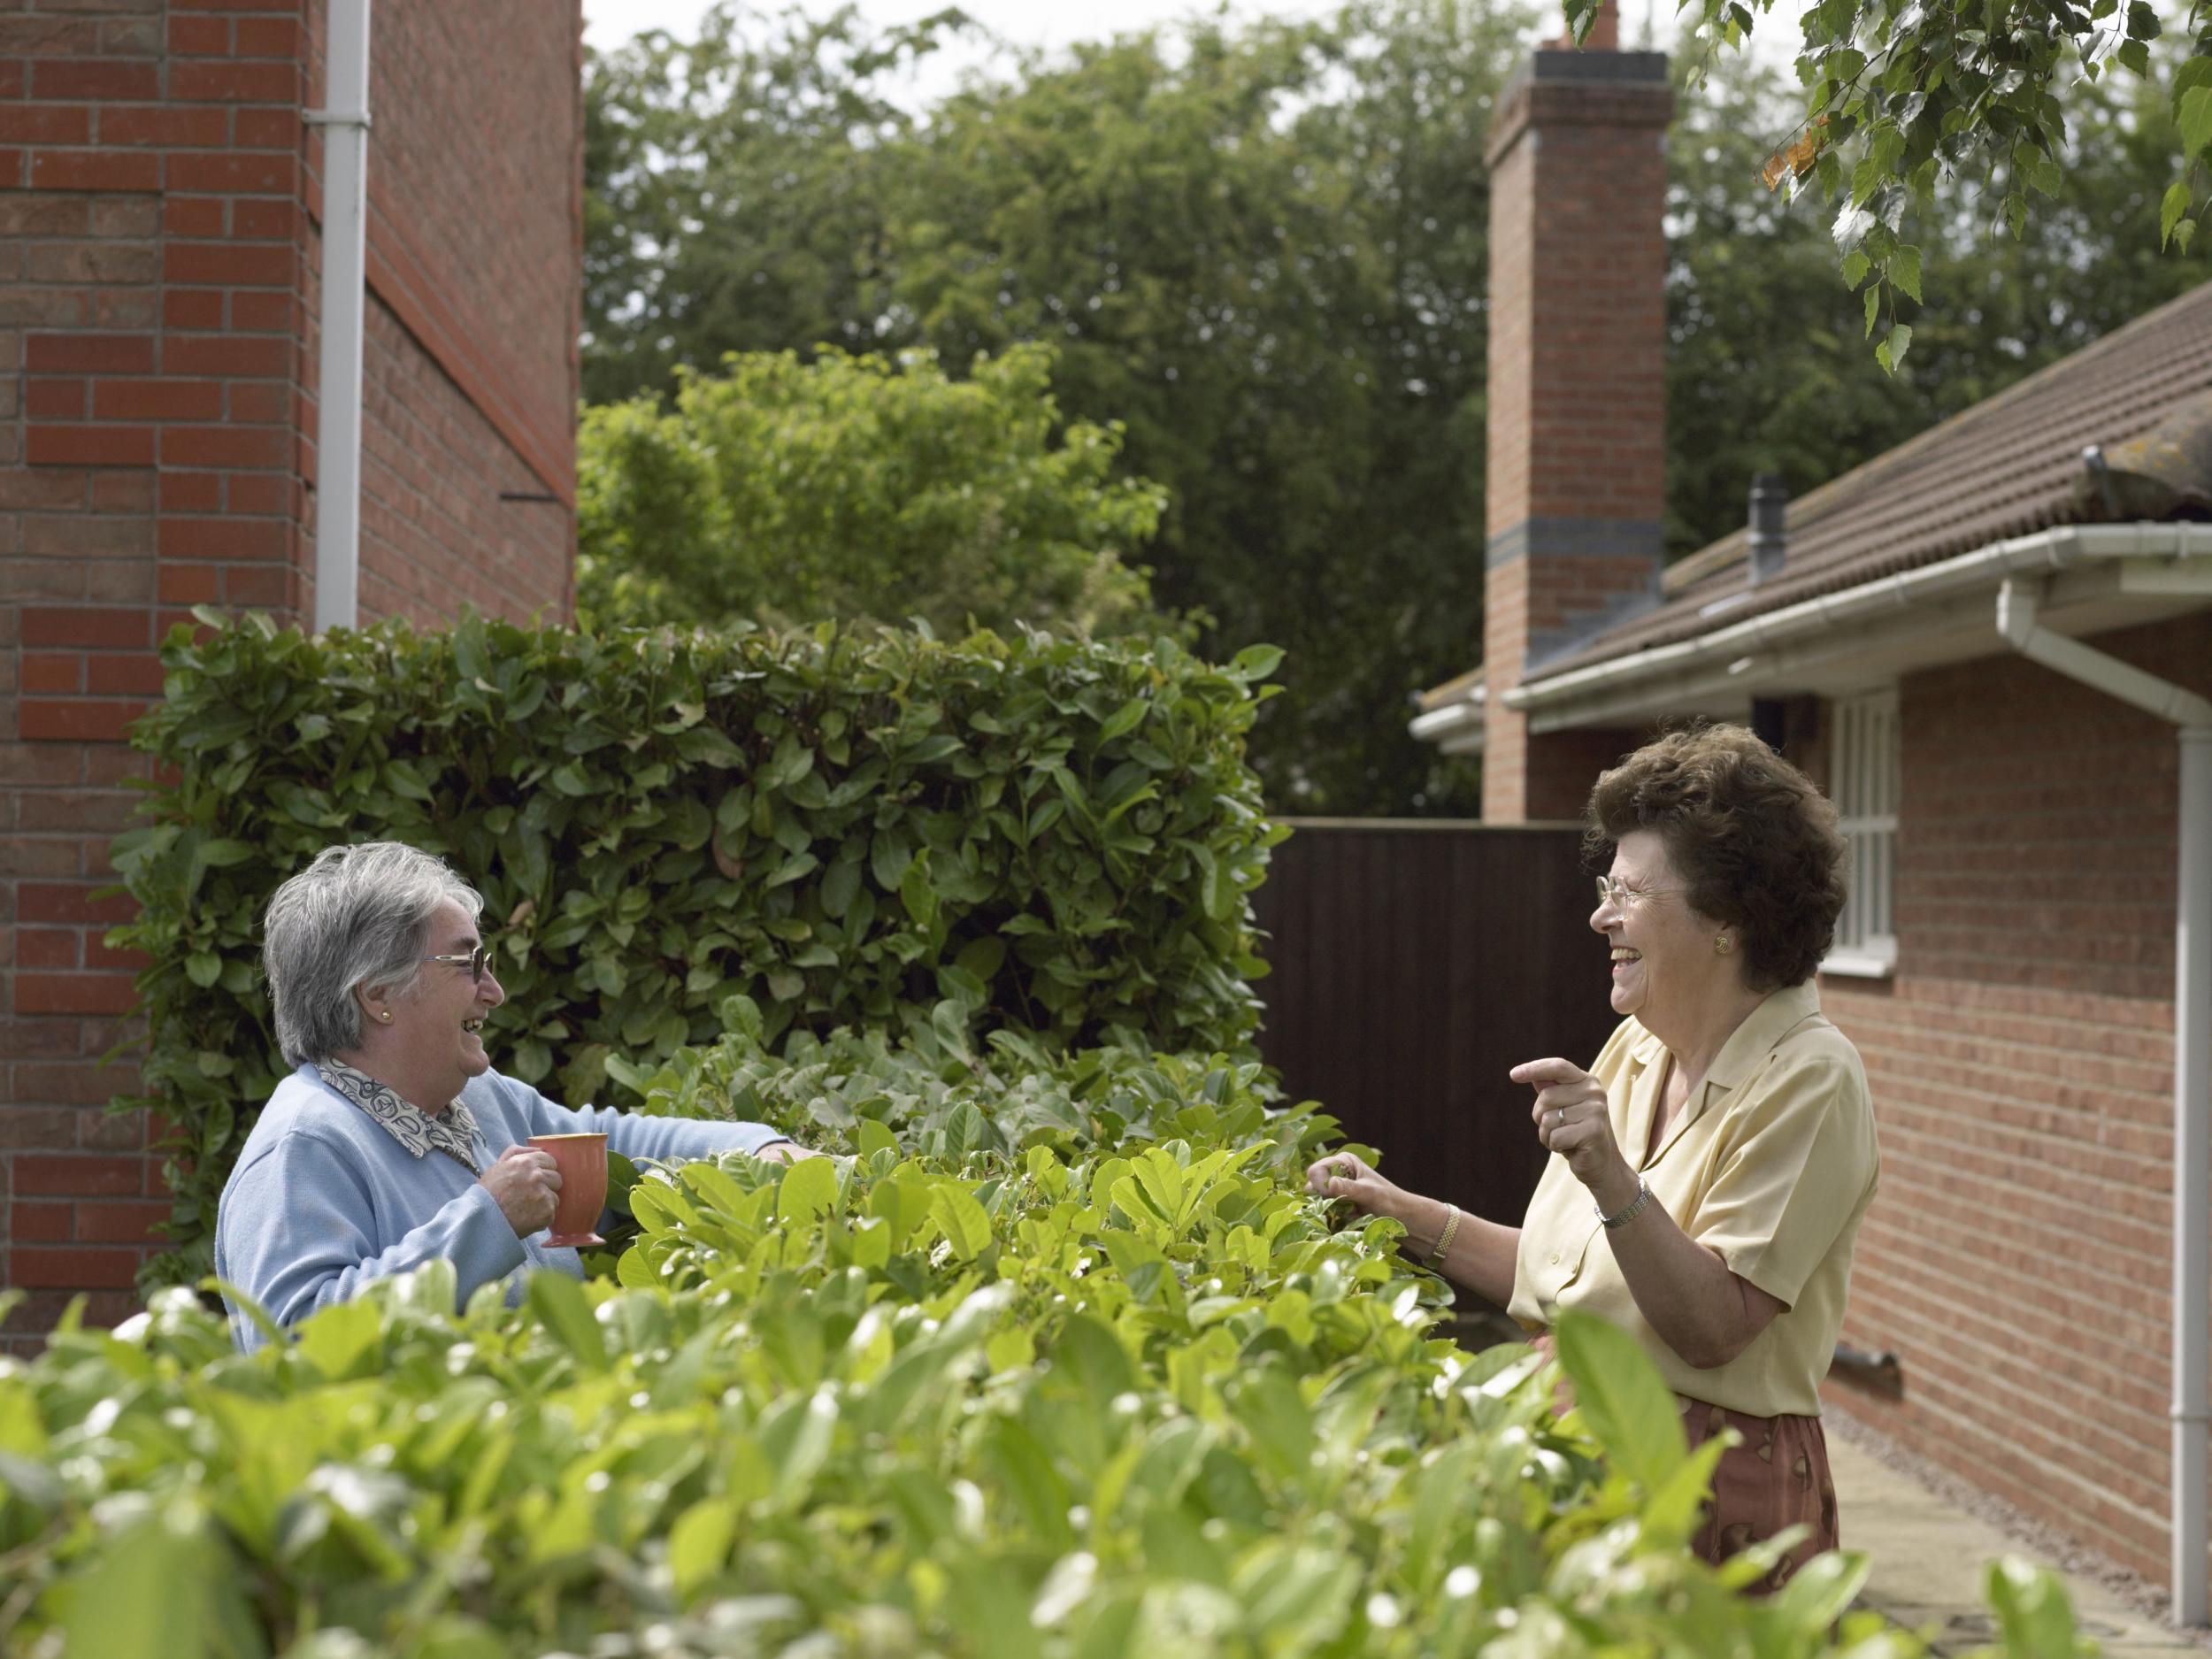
[1511,1057,1596,1088]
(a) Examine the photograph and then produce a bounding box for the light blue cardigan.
[214,1062,784,1351]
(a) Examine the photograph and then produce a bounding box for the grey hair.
[263,842,484,1066]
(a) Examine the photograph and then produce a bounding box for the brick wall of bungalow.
[1,0,580,1340]
[1816,607,2212,1584]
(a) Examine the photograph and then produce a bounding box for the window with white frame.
[1827,689,1899,974]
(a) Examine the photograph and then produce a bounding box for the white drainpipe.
[1998,577,2212,1626]
[308,0,373,633]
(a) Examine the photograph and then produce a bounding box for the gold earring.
[377,1010,393,1022]
[1714,935,1733,956]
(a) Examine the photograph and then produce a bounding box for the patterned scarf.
[315,1060,485,1178]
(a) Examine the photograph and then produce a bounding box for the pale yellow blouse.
[1508,980,1879,1417]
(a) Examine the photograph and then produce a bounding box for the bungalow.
[1416,13,2212,1619]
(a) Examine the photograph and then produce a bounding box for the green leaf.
[899,851,938,931]
[821,850,863,918]
[1641,1432,1732,1547]
[1876,322,1913,376]
[2162,181,2193,249]
[2182,85,2212,163]
[1551,1308,1687,1494]
[527,1271,608,1371]
[954,936,1006,981]
[870,828,913,892]
[61,1500,260,1659]
[764,1386,840,1511]
[1839,250,1870,289]
[1889,243,1922,304]
[1984,1557,2082,1659]
[667,1498,740,1601]
[931,1185,992,1259]
[1770,1548,1871,1630]
[1099,697,1148,741]
[1225,644,1284,681]
[848,1214,892,1268]
[293,1298,381,1381]
[776,1153,840,1226]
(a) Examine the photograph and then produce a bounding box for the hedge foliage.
[108,613,1286,1287]
[0,1033,2083,1658]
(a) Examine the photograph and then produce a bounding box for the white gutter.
[1409,684,1486,753]
[1998,578,2212,1627]
[308,0,373,633]
[1495,523,2208,721]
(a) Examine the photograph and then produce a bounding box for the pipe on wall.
[1997,577,2212,1626]
[310,0,373,634]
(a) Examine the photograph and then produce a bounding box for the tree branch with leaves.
[1565,0,2212,373]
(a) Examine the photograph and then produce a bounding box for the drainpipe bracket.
[303,108,374,127]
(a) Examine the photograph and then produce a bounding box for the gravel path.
[1824,1404,2212,1650]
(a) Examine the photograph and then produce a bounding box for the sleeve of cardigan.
[492,1074,789,1164]
[218,1132,526,1352]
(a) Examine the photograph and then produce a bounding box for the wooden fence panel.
[1250,820,1624,1304]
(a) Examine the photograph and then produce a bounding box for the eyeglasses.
[1594,876,1683,910]
[421,943,491,984]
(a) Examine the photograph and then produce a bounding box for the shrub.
[106,613,1286,1287]
[0,1033,2083,1657]
[577,343,1169,639]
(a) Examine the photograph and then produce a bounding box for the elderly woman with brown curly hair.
[1308,724,1878,1584]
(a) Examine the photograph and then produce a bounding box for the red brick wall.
[1480,43,1671,822]
[2,0,581,1341]
[303,0,579,625]
[1822,611,2212,1582]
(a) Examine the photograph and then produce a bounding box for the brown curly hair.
[1585,724,1848,993]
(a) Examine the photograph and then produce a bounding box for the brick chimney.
[1480,10,1671,821]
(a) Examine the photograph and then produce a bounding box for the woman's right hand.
[480,1144,561,1237]
[1303,1149,1405,1225]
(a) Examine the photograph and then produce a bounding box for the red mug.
[526,1132,608,1248]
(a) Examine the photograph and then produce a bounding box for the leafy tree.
[584,1,2208,813]
[1667,44,2212,555]
[1569,0,2212,372]
[588,2,1519,811]
[583,5,975,405]
[577,342,1168,639]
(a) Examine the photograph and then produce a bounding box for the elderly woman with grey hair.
[215,841,816,1351]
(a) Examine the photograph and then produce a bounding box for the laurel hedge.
[106,613,1286,1288]
[0,1033,2084,1657]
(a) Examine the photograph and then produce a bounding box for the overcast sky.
[586,1,1353,58]
[580,2,1800,117]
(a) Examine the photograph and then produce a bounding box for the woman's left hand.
[756,1141,821,1165]
[1510,1056,1634,1199]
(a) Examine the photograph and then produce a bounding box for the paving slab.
[1829,1431,2203,1656]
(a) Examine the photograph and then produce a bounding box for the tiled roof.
[1532,278,2212,679]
